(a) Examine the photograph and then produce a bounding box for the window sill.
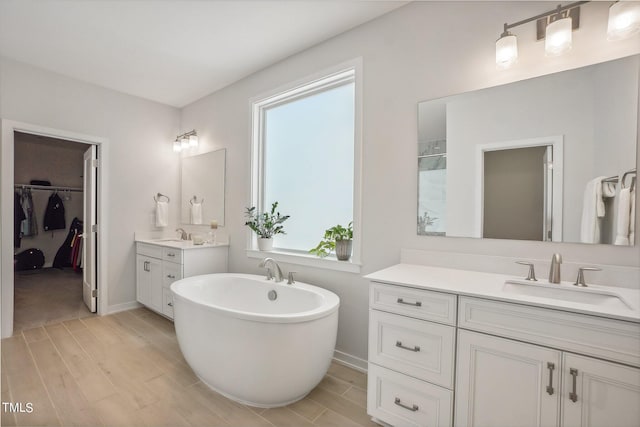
[246,249,361,274]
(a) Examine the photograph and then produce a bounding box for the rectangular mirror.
[418,55,638,245]
[181,148,226,226]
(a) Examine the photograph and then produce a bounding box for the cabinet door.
[455,329,561,427]
[136,255,162,311]
[562,353,640,427]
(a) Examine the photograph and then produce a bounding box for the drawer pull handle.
[546,362,555,395]
[168,302,173,307]
[167,253,175,257]
[569,368,578,402]
[394,397,419,412]
[396,341,420,352]
[167,274,176,279]
[397,298,422,307]
[144,261,150,272]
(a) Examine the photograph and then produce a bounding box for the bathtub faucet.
[258,258,284,283]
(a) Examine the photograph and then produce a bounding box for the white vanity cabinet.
[456,297,640,427]
[135,241,228,319]
[367,282,455,427]
[366,264,640,427]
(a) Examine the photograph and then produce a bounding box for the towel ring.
[154,193,170,203]
[189,195,204,205]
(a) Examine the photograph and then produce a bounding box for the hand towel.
[190,202,203,225]
[580,176,606,243]
[155,201,169,228]
[614,187,631,245]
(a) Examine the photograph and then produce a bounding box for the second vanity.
[365,264,640,427]
[135,238,228,319]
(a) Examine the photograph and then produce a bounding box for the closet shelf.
[14,183,83,192]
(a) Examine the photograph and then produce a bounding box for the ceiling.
[0,0,407,107]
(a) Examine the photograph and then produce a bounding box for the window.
[250,63,361,269]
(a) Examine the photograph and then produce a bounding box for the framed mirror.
[181,148,226,226]
[418,55,638,245]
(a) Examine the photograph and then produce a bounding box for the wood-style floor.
[1,308,375,427]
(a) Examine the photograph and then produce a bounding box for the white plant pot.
[257,238,273,251]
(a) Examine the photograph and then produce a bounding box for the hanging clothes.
[14,192,26,248]
[20,188,38,237]
[43,192,66,231]
[53,217,83,269]
[71,231,83,272]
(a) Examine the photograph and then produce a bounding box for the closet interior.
[13,131,93,331]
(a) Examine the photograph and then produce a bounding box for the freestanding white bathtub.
[170,273,340,408]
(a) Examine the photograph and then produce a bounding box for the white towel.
[580,176,606,243]
[190,202,203,225]
[155,201,169,228]
[614,188,631,245]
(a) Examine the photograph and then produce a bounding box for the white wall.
[0,57,181,315]
[181,1,640,363]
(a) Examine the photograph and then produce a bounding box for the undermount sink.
[503,279,633,311]
[155,238,186,243]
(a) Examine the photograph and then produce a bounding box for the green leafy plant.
[309,222,353,258]
[245,202,290,238]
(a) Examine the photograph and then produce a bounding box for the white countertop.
[136,238,229,250]
[365,264,640,323]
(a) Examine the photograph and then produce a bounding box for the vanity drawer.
[162,288,174,319]
[162,262,182,288]
[367,363,452,427]
[162,247,183,263]
[370,282,457,325]
[458,296,640,367]
[136,243,163,259]
[369,310,455,388]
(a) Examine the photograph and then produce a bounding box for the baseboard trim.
[106,301,141,315]
[333,349,367,373]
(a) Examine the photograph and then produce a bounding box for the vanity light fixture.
[496,1,639,69]
[545,6,574,56]
[173,130,198,153]
[607,1,640,40]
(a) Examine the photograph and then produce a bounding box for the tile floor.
[1,308,374,427]
[13,268,94,332]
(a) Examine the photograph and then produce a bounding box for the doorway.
[1,120,107,338]
[12,132,98,331]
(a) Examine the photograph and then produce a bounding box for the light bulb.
[608,1,640,40]
[496,33,518,69]
[189,134,198,147]
[545,16,572,56]
[181,137,190,149]
[173,140,182,152]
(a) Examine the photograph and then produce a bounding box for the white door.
[455,329,561,427]
[82,145,97,312]
[562,353,640,427]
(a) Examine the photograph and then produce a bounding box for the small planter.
[257,238,273,251]
[335,239,353,261]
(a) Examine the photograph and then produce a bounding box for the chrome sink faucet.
[176,228,189,240]
[549,253,562,284]
[259,258,284,283]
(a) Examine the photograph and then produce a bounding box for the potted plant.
[417,211,437,235]
[309,222,353,261]
[245,201,290,251]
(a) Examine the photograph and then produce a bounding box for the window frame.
[248,59,363,273]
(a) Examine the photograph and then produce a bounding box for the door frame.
[474,135,564,241]
[1,119,109,338]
